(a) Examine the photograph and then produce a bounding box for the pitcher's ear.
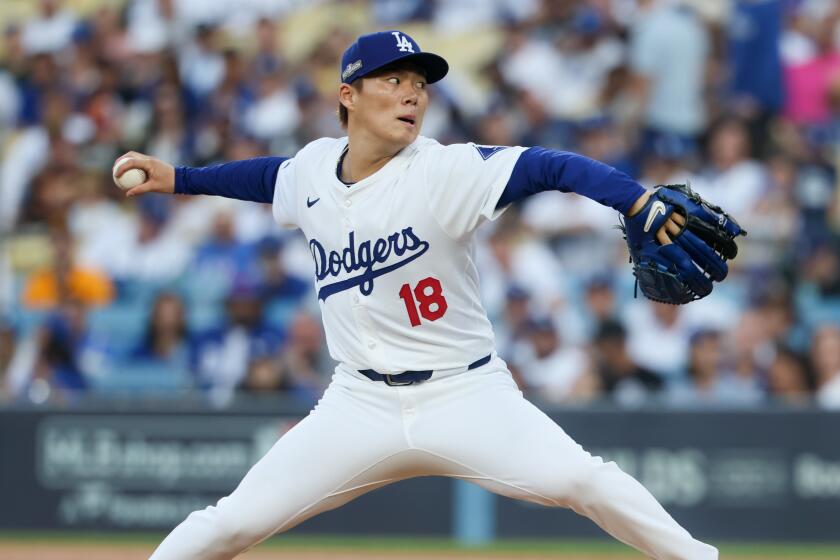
[338,83,356,110]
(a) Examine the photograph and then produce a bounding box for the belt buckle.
[383,374,415,387]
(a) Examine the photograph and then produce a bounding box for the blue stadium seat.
[9,308,49,336]
[796,283,840,328]
[265,299,300,331]
[180,272,232,304]
[87,303,149,356]
[187,302,225,333]
[91,361,193,396]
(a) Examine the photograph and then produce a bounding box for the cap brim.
[400,52,449,84]
[355,52,449,85]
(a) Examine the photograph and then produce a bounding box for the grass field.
[2,533,840,559]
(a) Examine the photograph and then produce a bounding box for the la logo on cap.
[391,31,414,53]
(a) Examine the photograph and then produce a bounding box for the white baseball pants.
[150,357,717,559]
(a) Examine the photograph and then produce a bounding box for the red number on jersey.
[398,276,449,327]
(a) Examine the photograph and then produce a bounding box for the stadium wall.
[1,403,839,541]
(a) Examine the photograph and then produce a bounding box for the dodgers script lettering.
[310,227,430,301]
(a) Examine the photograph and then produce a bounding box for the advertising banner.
[2,406,838,540]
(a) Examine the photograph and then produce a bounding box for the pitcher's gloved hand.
[620,184,747,305]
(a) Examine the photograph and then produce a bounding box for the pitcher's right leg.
[411,364,717,560]
[150,372,408,560]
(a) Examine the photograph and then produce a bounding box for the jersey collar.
[331,138,418,195]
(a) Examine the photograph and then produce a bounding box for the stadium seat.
[90,361,193,396]
[87,303,150,356]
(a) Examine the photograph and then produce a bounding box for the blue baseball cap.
[340,30,449,85]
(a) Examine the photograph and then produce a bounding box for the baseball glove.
[619,183,747,305]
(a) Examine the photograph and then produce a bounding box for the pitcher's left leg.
[412,365,717,560]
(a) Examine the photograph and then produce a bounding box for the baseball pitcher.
[116,31,744,560]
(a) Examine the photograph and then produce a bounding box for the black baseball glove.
[620,184,747,305]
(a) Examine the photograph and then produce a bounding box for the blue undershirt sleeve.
[174,156,288,203]
[496,147,647,215]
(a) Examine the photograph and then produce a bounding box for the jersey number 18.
[398,277,448,327]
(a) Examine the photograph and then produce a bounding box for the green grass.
[1,532,839,557]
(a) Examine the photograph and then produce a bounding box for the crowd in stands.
[1,0,839,408]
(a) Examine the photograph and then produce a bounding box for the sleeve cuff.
[174,166,188,195]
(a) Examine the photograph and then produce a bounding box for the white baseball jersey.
[154,136,719,560]
[272,136,527,374]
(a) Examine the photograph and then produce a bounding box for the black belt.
[359,354,491,386]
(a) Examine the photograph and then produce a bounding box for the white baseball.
[112,158,147,190]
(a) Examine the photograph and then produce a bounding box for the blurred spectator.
[624,302,690,381]
[18,160,78,230]
[433,0,537,33]
[494,284,532,363]
[242,70,301,145]
[551,7,625,121]
[207,49,254,130]
[68,172,135,274]
[498,28,565,122]
[520,189,617,279]
[21,0,77,55]
[22,229,114,310]
[593,319,663,406]
[499,6,623,123]
[0,82,54,232]
[692,116,767,219]
[371,0,433,24]
[241,355,286,392]
[516,90,570,150]
[193,284,284,403]
[0,64,20,136]
[256,237,309,302]
[126,0,184,54]
[241,353,321,402]
[813,323,840,408]
[767,345,813,406]
[514,315,597,403]
[189,209,260,293]
[727,0,784,156]
[783,13,840,126]
[251,18,284,78]
[3,23,27,77]
[25,298,109,403]
[638,133,694,188]
[731,307,774,384]
[180,24,225,99]
[801,241,840,299]
[0,324,13,400]
[113,194,191,282]
[736,153,799,272]
[668,329,764,406]
[755,289,807,350]
[133,291,190,368]
[88,5,130,64]
[578,275,619,343]
[630,0,709,141]
[480,216,568,315]
[575,115,637,177]
[279,312,329,390]
[146,83,192,165]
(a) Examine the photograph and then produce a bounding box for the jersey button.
[367,340,376,349]
[344,200,352,207]
[353,295,359,304]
